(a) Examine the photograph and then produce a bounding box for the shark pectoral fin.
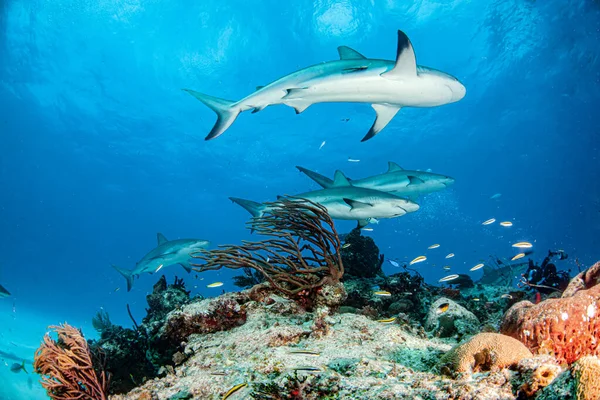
[180,262,192,273]
[381,30,417,79]
[408,176,425,185]
[112,265,135,292]
[332,170,351,187]
[337,46,367,60]
[387,161,404,172]
[296,166,335,189]
[357,219,370,229]
[157,233,168,246]
[182,89,241,140]
[343,198,373,210]
[289,102,311,114]
[361,104,401,142]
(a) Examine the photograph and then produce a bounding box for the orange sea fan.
[34,323,109,400]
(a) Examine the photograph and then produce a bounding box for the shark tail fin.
[182,89,241,140]
[229,197,266,218]
[296,166,335,189]
[112,265,135,292]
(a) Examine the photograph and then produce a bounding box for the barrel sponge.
[500,261,600,364]
[572,355,600,400]
[440,332,533,374]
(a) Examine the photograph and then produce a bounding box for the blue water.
[1,0,599,398]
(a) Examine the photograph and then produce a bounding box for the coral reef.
[500,261,600,364]
[34,323,109,400]
[424,297,480,338]
[191,198,344,308]
[439,332,533,375]
[572,355,600,400]
[339,227,383,279]
[515,355,563,397]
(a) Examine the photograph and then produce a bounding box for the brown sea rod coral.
[191,198,344,304]
[34,323,109,400]
[439,332,533,374]
[500,261,600,364]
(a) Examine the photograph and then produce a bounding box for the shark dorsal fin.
[157,233,168,246]
[332,170,351,187]
[337,46,367,60]
[387,161,404,173]
[382,30,417,80]
[343,198,373,210]
[407,176,425,186]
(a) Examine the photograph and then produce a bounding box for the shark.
[0,284,10,298]
[112,233,210,291]
[297,162,454,199]
[230,171,419,228]
[184,30,466,142]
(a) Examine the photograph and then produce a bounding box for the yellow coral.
[572,355,600,400]
[440,332,533,373]
[520,363,562,396]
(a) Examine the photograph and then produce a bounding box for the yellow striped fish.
[410,256,427,265]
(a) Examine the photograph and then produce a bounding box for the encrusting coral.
[439,332,533,374]
[500,261,600,364]
[572,355,600,400]
[191,198,344,308]
[34,323,109,400]
[516,355,563,397]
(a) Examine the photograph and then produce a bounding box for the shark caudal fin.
[182,89,241,140]
[296,166,335,189]
[112,265,135,292]
[229,197,266,218]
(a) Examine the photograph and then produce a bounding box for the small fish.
[482,218,496,225]
[410,256,427,265]
[373,290,391,297]
[511,253,526,261]
[472,298,480,302]
[0,284,10,298]
[347,158,360,162]
[470,263,485,272]
[362,227,374,232]
[501,294,513,299]
[388,260,400,267]
[10,361,27,374]
[367,217,380,224]
[439,274,460,283]
[512,241,533,248]
[341,118,350,122]
[207,282,224,288]
[428,244,440,249]
[288,350,321,356]
[154,264,164,273]
[500,221,513,227]
[490,193,502,200]
[436,302,450,314]
[402,291,413,296]
[288,366,324,373]
[211,371,227,376]
[377,317,396,324]
[114,287,120,292]
[443,266,451,270]
[319,141,326,150]
[445,253,455,259]
[342,243,352,249]
[222,383,247,399]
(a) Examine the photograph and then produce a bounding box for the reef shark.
[230,171,419,228]
[112,233,210,291]
[297,162,454,199]
[184,30,466,142]
[0,284,10,298]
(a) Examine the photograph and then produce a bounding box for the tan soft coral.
[500,261,600,364]
[439,332,533,374]
[572,355,600,400]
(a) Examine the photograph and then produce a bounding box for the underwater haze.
[0,0,599,398]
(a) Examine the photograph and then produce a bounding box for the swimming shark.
[112,233,210,291]
[297,162,454,199]
[0,284,10,298]
[184,30,466,142]
[230,171,419,228]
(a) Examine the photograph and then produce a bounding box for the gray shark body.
[184,30,465,142]
[230,171,419,228]
[297,162,454,199]
[113,233,210,291]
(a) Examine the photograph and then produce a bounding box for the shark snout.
[447,81,466,103]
